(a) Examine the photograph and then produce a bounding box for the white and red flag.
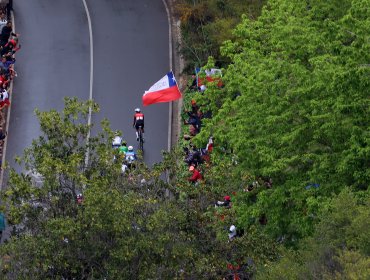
[142,71,182,106]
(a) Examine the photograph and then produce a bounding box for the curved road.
[88,0,169,165]
[5,0,169,177]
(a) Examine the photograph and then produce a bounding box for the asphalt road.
[88,0,169,166]
[5,0,90,174]
[5,0,169,176]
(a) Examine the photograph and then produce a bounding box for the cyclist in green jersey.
[118,141,128,155]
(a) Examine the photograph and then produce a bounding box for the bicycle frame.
[138,126,144,151]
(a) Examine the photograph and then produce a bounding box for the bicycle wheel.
[138,127,144,151]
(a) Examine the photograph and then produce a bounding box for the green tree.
[175,0,266,71]
[256,189,370,279]
[0,98,277,279]
[192,0,369,243]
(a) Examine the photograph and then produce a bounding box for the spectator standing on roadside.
[190,99,199,114]
[0,10,6,31]
[188,165,202,184]
[0,71,9,88]
[0,129,7,142]
[215,195,231,208]
[0,55,14,74]
[1,37,19,56]
[0,88,9,108]
[228,225,237,241]
[0,21,16,46]
[6,0,13,19]
[206,136,214,153]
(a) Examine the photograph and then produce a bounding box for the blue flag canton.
[167,72,177,87]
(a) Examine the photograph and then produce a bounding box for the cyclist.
[133,108,144,141]
[125,146,137,170]
[125,146,137,163]
[118,140,128,155]
[112,132,122,149]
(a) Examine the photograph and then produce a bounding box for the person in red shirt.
[188,165,202,184]
[0,72,9,88]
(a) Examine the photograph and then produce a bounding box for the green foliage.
[0,98,277,279]
[193,0,370,246]
[2,0,369,277]
[256,190,370,279]
[176,0,266,71]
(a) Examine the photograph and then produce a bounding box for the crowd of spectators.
[0,1,15,241]
[181,90,270,278]
[181,74,276,259]
[0,3,17,167]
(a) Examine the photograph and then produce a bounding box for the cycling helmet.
[128,146,134,151]
[135,108,141,113]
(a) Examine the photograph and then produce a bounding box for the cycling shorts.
[135,120,144,129]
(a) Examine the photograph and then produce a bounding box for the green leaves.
[195,0,370,244]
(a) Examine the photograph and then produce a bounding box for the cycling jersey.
[112,136,122,147]
[133,113,144,128]
[134,113,144,121]
[119,145,128,154]
[125,151,137,163]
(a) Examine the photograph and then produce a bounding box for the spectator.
[215,195,231,208]
[185,147,203,166]
[190,99,199,114]
[1,37,19,56]
[0,21,16,46]
[76,194,83,205]
[199,84,206,92]
[0,10,6,31]
[188,165,202,184]
[0,129,7,141]
[188,75,197,91]
[228,225,237,241]
[0,71,9,88]
[206,136,214,153]
[0,55,14,75]
[0,88,9,108]
[183,146,190,158]
[184,111,199,126]
[6,0,13,19]
[189,124,197,136]
[244,184,254,192]
[184,146,203,166]
[264,177,273,188]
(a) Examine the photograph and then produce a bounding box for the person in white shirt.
[0,88,9,108]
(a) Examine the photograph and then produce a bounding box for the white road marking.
[161,0,173,152]
[82,0,94,167]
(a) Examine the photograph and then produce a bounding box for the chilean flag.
[142,71,182,106]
